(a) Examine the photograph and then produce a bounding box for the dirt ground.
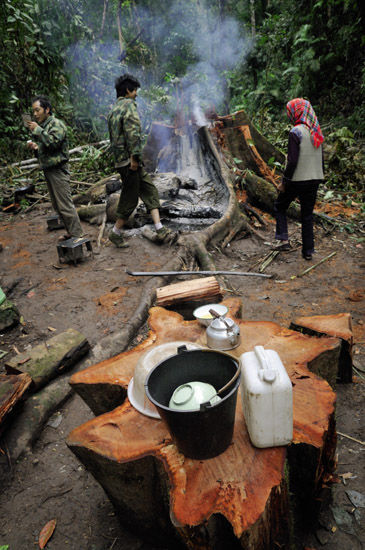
[0,204,364,550]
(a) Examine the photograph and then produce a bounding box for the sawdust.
[45,277,68,291]
[315,200,361,217]
[95,287,128,316]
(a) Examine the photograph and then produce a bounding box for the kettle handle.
[209,308,233,332]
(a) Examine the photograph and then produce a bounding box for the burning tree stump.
[67,298,341,549]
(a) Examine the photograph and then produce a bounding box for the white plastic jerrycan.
[240,345,293,448]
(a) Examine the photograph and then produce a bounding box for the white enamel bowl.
[193,303,228,326]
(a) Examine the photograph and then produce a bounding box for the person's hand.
[27,141,38,151]
[130,157,139,171]
[277,181,285,193]
[27,121,39,132]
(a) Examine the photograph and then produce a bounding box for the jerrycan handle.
[254,346,276,384]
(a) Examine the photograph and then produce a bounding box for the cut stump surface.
[290,312,353,384]
[67,298,341,549]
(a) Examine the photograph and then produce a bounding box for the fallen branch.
[240,202,268,226]
[259,250,279,272]
[126,269,272,278]
[23,197,46,213]
[70,179,96,187]
[290,252,337,280]
[97,213,107,248]
[337,431,365,446]
[7,141,109,169]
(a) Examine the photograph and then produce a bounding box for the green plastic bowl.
[169,381,221,411]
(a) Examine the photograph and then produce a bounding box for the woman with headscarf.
[274,98,324,260]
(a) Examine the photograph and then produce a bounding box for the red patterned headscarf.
[286,98,324,148]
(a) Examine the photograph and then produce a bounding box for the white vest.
[292,125,324,181]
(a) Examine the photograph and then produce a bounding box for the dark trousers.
[274,180,320,255]
[116,165,160,221]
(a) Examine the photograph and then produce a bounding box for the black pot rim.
[144,348,240,413]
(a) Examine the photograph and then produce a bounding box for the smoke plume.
[64,1,252,135]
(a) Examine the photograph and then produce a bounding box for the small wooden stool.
[57,237,93,265]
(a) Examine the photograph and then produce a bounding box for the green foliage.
[0,0,364,169]
[324,127,364,192]
[0,0,92,161]
[229,0,365,134]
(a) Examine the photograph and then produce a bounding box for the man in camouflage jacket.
[26,96,83,240]
[107,73,175,248]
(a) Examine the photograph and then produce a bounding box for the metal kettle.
[206,309,241,350]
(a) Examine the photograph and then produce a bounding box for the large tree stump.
[67,299,340,549]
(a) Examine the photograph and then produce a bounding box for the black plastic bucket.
[145,348,240,459]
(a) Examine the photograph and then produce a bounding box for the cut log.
[155,276,222,307]
[0,373,32,428]
[67,302,340,549]
[5,329,90,391]
[76,203,107,224]
[290,313,353,384]
[3,375,73,461]
[72,174,121,206]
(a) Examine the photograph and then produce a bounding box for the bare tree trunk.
[116,0,125,56]
[99,0,109,39]
[250,0,256,38]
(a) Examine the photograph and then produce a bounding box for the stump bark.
[216,111,285,167]
[67,299,341,549]
[0,373,31,429]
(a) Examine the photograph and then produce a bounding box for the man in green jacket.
[26,96,83,240]
[107,73,175,248]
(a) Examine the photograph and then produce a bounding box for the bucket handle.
[217,364,241,396]
[254,346,276,383]
[200,363,241,410]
